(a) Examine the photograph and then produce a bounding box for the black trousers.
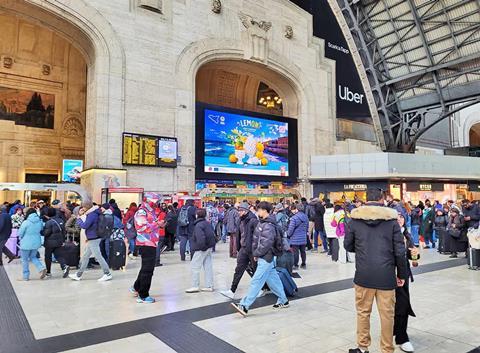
[394,314,409,345]
[134,246,156,299]
[230,249,255,292]
[44,246,66,273]
[0,239,16,265]
[165,231,175,250]
[328,238,339,262]
[292,245,306,266]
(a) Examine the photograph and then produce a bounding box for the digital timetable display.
[122,133,177,167]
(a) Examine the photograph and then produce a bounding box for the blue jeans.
[21,249,46,280]
[128,238,135,254]
[314,230,328,252]
[240,258,288,310]
[411,225,420,245]
[221,223,227,242]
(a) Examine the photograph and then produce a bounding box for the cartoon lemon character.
[256,142,264,152]
[261,157,268,166]
[256,151,264,159]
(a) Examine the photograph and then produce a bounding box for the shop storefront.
[313,179,480,204]
[197,180,299,204]
[313,181,388,203]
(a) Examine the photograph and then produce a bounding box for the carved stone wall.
[0,12,86,201]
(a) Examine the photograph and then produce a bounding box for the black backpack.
[97,214,114,238]
[272,224,284,257]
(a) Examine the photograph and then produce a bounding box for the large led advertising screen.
[196,103,298,182]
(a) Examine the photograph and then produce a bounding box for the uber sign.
[338,85,365,104]
[289,0,372,123]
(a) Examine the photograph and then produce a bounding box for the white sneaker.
[185,287,200,293]
[257,289,268,298]
[98,273,113,282]
[220,289,236,299]
[400,342,414,352]
[201,287,214,292]
[128,253,135,260]
[69,273,82,281]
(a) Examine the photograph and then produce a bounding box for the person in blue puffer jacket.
[18,208,47,281]
[287,204,309,269]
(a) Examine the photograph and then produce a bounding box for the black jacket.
[396,227,416,318]
[410,207,421,226]
[344,204,407,290]
[433,212,448,231]
[311,201,325,232]
[165,210,178,234]
[463,204,480,229]
[110,203,123,220]
[239,211,258,255]
[191,218,216,252]
[42,215,66,248]
[252,215,277,263]
[0,212,12,242]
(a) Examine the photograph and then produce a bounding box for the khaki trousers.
[355,285,396,353]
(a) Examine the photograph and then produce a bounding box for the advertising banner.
[290,0,372,123]
[62,159,83,182]
[204,109,289,177]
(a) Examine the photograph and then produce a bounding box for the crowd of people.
[1,192,479,353]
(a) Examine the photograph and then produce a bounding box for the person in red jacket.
[130,194,161,304]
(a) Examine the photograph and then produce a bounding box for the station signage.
[468,182,480,192]
[406,182,444,192]
[122,132,178,168]
[343,184,368,191]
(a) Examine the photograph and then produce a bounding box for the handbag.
[448,227,461,239]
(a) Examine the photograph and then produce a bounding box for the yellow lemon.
[261,157,268,166]
[256,151,264,159]
[229,154,238,163]
[256,142,264,152]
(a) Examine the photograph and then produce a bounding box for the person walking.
[69,203,113,282]
[344,188,407,353]
[287,204,308,269]
[231,201,289,317]
[224,203,240,258]
[409,204,421,247]
[164,204,178,251]
[421,200,435,249]
[42,207,70,278]
[177,199,197,261]
[130,194,161,303]
[394,213,418,353]
[221,202,259,299]
[0,205,18,265]
[185,208,216,293]
[123,202,138,259]
[17,209,47,281]
[311,198,327,253]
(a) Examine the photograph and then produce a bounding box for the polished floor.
[1,242,479,353]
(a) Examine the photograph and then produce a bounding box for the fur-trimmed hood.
[350,205,398,224]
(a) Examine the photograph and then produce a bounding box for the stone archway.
[195,60,299,118]
[174,37,334,195]
[470,123,480,147]
[0,0,126,169]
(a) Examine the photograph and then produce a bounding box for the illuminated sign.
[122,133,177,167]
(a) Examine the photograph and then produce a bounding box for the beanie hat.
[238,202,249,211]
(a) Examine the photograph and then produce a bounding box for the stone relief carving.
[238,13,272,63]
[3,56,13,69]
[212,0,221,14]
[62,115,84,137]
[8,145,19,154]
[42,64,51,75]
[285,25,293,39]
[239,13,272,32]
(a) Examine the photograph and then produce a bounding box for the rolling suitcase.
[109,239,126,270]
[468,247,480,270]
[276,267,298,297]
[62,242,80,268]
